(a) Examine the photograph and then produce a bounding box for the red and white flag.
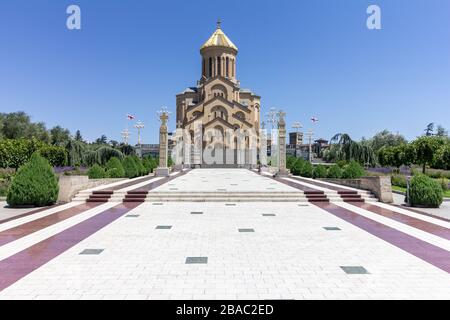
[127,114,135,120]
[311,117,319,123]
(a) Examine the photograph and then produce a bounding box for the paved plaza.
[0,169,449,300]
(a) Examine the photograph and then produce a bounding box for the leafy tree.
[0,112,50,143]
[328,133,376,166]
[434,144,450,170]
[74,130,84,142]
[412,136,443,174]
[83,146,124,166]
[436,125,448,137]
[378,144,415,171]
[66,139,85,166]
[38,146,68,167]
[424,123,435,136]
[0,138,46,168]
[95,135,108,145]
[50,126,71,146]
[368,130,407,153]
[7,153,59,207]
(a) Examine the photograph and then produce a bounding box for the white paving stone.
[1,169,449,300]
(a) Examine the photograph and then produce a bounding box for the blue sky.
[1,0,449,144]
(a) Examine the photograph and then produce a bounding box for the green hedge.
[38,145,68,167]
[313,165,328,179]
[291,158,306,176]
[342,161,365,179]
[300,161,313,178]
[409,174,443,208]
[132,156,147,176]
[6,154,59,207]
[143,157,158,173]
[327,165,342,179]
[122,156,139,178]
[105,157,125,178]
[88,164,105,179]
[0,138,45,169]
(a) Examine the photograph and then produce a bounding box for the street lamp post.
[133,121,145,147]
[306,129,314,163]
[292,121,303,157]
[121,129,130,145]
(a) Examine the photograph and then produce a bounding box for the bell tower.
[200,20,238,83]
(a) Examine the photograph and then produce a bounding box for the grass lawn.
[392,185,450,198]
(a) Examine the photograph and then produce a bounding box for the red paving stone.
[314,202,450,274]
[0,203,102,247]
[350,202,450,241]
[0,202,141,291]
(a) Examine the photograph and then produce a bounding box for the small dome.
[201,22,238,52]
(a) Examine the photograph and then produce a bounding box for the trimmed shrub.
[313,165,328,179]
[327,165,342,179]
[342,161,365,179]
[105,157,125,178]
[291,158,306,176]
[106,168,122,178]
[38,145,68,167]
[286,156,297,171]
[131,156,146,176]
[88,164,105,179]
[6,153,59,207]
[391,174,407,188]
[300,161,313,178]
[122,156,139,178]
[409,174,443,208]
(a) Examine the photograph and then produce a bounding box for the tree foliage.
[7,153,59,207]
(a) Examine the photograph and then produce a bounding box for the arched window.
[208,57,212,77]
[202,58,205,76]
[226,57,229,77]
[217,57,221,76]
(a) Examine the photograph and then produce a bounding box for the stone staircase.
[74,188,377,203]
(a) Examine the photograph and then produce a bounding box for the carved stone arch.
[211,84,228,99]
[210,105,228,121]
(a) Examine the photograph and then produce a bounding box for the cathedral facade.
[175,22,261,167]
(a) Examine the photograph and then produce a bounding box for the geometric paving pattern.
[0,169,449,299]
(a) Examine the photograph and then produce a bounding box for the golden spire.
[200,20,238,52]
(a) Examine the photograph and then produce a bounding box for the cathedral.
[175,22,261,167]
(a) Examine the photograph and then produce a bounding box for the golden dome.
[200,22,238,52]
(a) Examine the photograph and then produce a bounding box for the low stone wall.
[58,175,126,203]
[321,176,393,203]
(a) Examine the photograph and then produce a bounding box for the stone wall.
[321,176,393,203]
[58,175,125,203]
